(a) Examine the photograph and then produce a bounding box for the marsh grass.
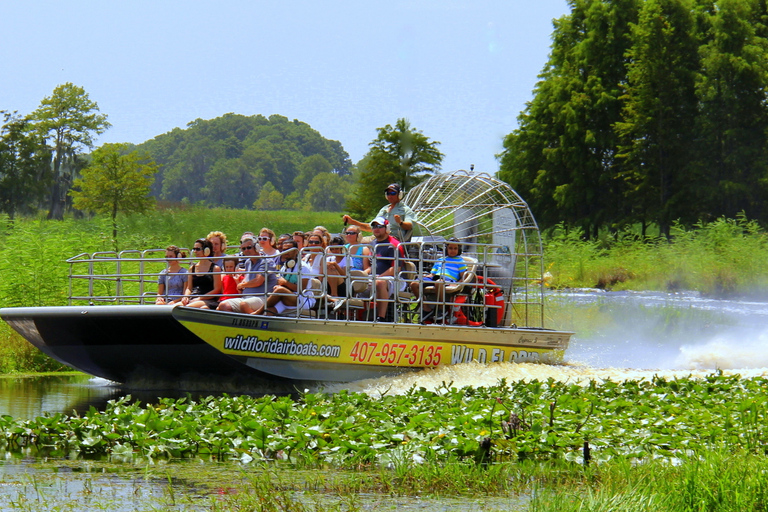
[530,450,768,512]
[3,377,768,510]
[8,451,768,511]
[544,215,768,295]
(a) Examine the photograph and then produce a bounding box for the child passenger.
[410,238,467,322]
[219,258,242,303]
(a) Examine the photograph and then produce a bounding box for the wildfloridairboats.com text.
[223,334,342,358]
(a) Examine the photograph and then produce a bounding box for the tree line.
[1,81,444,222]
[134,113,354,211]
[499,0,768,238]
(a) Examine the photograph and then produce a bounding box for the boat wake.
[322,358,768,397]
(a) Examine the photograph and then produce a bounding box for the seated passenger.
[207,231,229,268]
[411,238,467,322]
[182,238,223,309]
[341,226,371,272]
[236,232,254,269]
[217,236,279,314]
[155,245,188,305]
[276,233,292,249]
[292,231,306,250]
[252,238,315,316]
[324,235,349,297]
[301,232,344,296]
[257,228,280,264]
[219,257,242,303]
[367,217,406,322]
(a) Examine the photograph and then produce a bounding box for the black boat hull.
[0,305,289,390]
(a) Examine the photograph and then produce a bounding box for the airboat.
[0,171,572,388]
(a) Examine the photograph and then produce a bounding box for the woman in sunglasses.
[302,233,344,298]
[341,226,371,272]
[257,228,280,265]
[181,238,223,309]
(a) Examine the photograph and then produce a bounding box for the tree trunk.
[46,179,65,220]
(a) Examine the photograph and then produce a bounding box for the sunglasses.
[307,240,322,245]
[371,224,385,229]
[385,190,398,196]
[344,231,358,236]
[192,247,204,252]
[257,236,270,241]
[241,245,255,251]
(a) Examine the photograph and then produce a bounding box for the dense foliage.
[2,374,767,467]
[0,112,51,219]
[135,113,353,211]
[544,214,768,293]
[500,0,768,237]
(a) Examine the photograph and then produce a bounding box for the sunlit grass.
[544,216,768,295]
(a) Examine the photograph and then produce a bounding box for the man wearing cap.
[342,183,418,242]
[366,216,406,322]
[217,236,279,314]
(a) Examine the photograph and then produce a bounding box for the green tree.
[615,0,700,237]
[499,0,639,238]
[306,172,349,212]
[202,158,258,208]
[694,0,768,221]
[0,112,51,218]
[348,119,443,219]
[29,83,110,220]
[70,143,157,250]
[253,181,284,210]
[140,113,351,207]
[293,154,333,194]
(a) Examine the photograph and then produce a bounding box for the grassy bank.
[544,215,768,295]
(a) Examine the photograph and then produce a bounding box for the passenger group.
[154,183,461,322]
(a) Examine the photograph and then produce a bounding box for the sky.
[1,1,570,179]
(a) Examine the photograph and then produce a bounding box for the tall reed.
[544,215,768,295]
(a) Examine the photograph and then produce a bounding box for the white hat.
[369,216,388,228]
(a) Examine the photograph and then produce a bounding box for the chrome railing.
[66,241,545,328]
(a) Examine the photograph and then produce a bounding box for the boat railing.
[65,240,545,328]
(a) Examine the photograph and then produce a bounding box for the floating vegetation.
[2,374,768,467]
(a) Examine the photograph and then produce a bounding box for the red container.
[485,293,504,327]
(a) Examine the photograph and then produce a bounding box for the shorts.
[378,276,407,297]
[423,274,457,283]
[273,294,315,314]
[221,296,265,313]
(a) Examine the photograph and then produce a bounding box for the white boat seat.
[274,278,325,318]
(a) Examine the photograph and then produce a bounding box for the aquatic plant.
[2,374,768,467]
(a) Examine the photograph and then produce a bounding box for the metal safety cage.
[405,169,546,328]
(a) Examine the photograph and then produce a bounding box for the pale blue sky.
[1,1,569,178]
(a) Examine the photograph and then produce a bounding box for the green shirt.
[377,202,418,242]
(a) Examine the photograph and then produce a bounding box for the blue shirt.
[430,256,466,282]
[243,256,279,296]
